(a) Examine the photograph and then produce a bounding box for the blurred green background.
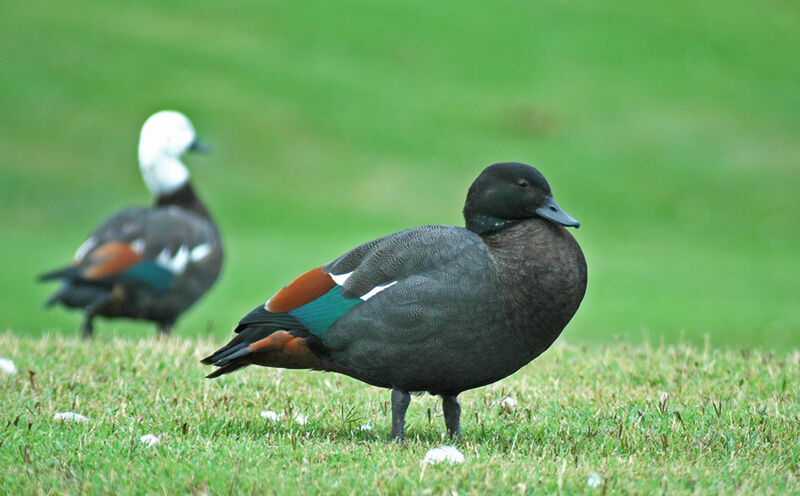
[1,0,798,346]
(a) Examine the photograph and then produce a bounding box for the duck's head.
[463,162,580,235]
[138,110,209,196]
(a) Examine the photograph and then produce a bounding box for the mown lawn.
[1,333,798,494]
[3,2,798,493]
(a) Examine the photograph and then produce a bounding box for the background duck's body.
[40,111,223,337]
[204,162,585,440]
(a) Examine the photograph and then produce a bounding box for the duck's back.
[325,220,585,395]
[123,206,221,319]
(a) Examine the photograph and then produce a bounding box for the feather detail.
[287,286,361,339]
[83,242,142,279]
[121,261,174,292]
[265,265,399,340]
[267,266,336,313]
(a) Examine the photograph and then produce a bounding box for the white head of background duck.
[203,162,585,441]
[39,110,222,337]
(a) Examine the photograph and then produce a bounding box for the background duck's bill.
[189,140,210,153]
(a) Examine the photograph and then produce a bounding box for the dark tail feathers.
[201,325,276,378]
[202,340,252,378]
[41,280,111,311]
[38,266,81,282]
[202,305,316,379]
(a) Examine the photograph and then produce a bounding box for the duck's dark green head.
[463,162,580,235]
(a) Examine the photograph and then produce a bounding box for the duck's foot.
[442,395,461,439]
[391,389,411,442]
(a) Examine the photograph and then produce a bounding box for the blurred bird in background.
[39,111,223,337]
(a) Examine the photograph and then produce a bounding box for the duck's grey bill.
[536,196,580,228]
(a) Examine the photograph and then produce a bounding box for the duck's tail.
[201,305,329,379]
[38,266,81,282]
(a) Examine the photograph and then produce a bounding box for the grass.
[0,0,799,346]
[1,332,799,494]
[2,3,797,493]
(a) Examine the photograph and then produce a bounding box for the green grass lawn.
[1,333,798,494]
[0,0,798,346]
[2,3,798,493]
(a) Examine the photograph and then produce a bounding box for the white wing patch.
[330,271,352,286]
[329,271,397,301]
[190,243,212,262]
[130,238,146,255]
[74,237,97,262]
[361,281,398,300]
[156,246,190,275]
[156,244,212,275]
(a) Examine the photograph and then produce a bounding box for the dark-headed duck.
[203,162,584,440]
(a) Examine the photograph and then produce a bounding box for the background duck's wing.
[40,206,219,294]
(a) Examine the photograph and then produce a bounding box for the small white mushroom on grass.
[53,412,90,423]
[260,410,283,421]
[423,446,465,465]
[587,472,603,489]
[140,434,161,447]
[294,413,308,425]
[497,394,517,415]
[0,358,17,375]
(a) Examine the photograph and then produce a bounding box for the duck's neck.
[465,214,521,236]
[155,182,211,219]
[140,157,190,196]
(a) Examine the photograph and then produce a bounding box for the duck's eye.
[517,179,530,188]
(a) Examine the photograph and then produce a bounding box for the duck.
[39,111,223,337]
[202,162,585,440]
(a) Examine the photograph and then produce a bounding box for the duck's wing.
[323,225,483,298]
[202,225,488,380]
[40,206,219,294]
[322,225,506,393]
[266,224,485,340]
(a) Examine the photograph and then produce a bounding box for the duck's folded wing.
[252,225,485,341]
[323,225,483,299]
[40,207,218,292]
[39,209,153,285]
[39,240,147,282]
[202,225,488,380]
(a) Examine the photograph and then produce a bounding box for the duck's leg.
[442,395,461,439]
[80,293,112,339]
[158,321,173,337]
[80,314,95,339]
[391,389,411,442]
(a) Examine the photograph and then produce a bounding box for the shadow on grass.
[196,414,559,450]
